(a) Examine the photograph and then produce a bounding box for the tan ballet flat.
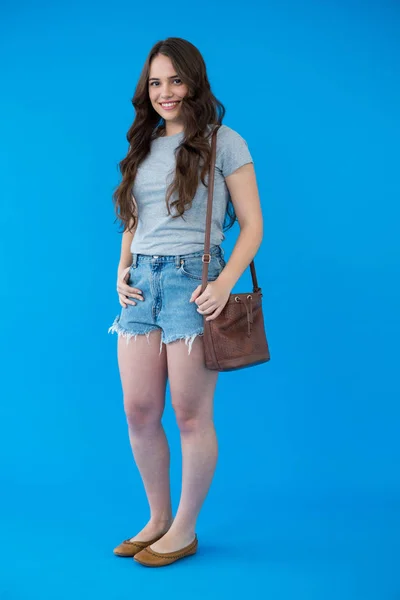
[113,532,168,557]
[133,534,198,567]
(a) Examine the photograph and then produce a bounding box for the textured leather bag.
[200,125,271,371]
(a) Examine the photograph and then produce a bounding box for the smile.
[160,101,180,109]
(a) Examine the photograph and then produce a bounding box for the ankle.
[150,515,173,527]
[168,520,195,536]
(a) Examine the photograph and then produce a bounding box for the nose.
[159,82,174,98]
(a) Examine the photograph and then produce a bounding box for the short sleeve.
[216,126,254,178]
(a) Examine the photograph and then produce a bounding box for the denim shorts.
[108,245,226,355]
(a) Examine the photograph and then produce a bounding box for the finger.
[197,298,216,311]
[117,284,143,298]
[205,306,223,321]
[195,292,211,306]
[194,285,212,305]
[117,272,142,295]
[117,289,143,301]
[121,293,137,305]
[119,295,136,306]
[197,303,217,315]
[190,285,202,303]
[196,291,216,306]
[119,268,131,283]
[126,286,143,295]
[128,293,144,301]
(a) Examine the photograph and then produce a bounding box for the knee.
[123,396,163,432]
[172,402,209,434]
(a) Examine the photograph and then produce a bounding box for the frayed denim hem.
[108,316,204,356]
[162,329,204,355]
[107,315,158,346]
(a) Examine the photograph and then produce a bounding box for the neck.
[164,122,184,137]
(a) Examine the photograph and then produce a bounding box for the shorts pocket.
[179,255,223,281]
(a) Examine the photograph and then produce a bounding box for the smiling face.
[148,53,189,129]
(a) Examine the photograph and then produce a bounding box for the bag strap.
[201,125,261,294]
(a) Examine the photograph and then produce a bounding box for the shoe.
[133,534,198,567]
[113,532,169,557]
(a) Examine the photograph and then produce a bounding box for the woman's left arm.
[217,162,263,290]
[191,162,264,319]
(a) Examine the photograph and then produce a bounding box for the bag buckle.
[202,253,211,264]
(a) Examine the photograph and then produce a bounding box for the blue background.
[0,0,399,598]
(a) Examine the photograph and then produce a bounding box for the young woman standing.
[108,37,263,567]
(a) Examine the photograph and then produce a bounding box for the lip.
[159,101,180,110]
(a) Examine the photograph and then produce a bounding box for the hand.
[116,266,144,308]
[189,279,232,321]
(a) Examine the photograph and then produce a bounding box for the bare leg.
[150,335,219,552]
[117,330,173,541]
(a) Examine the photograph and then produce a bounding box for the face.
[148,54,189,123]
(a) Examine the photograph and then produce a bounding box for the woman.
[108,37,263,567]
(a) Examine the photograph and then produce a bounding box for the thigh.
[166,335,219,421]
[118,330,168,418]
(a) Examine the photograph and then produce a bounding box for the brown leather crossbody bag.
[200,125,271,371]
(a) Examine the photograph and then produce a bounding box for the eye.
[149,78,182,87]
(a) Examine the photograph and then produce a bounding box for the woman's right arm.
[118,223,136,279]
[116,215,143,308]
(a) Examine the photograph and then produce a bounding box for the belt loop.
[131,253,138,268]
[175,254,181,268]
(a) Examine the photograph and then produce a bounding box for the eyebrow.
[148,74,179,81]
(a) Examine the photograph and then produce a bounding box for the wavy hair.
[112,37,238,234]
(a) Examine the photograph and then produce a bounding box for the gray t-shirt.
[130,124,253,255]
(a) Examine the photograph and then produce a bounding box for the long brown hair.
[112,37,237,234]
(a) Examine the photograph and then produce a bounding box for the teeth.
[161,102,178,107]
